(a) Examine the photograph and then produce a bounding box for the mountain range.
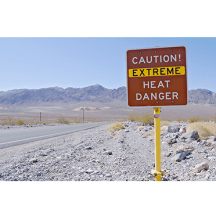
[0,85,215,106]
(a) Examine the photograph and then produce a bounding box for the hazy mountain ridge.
[0,85,215,106]
[0,84,127,106]
[188,89,216,105]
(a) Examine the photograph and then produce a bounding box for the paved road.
[0,122,112,149]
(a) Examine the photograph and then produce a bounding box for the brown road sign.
[127,46,187,107]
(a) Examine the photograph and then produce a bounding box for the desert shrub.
[122,119,127,122]
[189,117,201,123]
[160,120,170,126]
[187,122,216,139]
[138,114,154,125]
[127,112,154,125]
[176,118,188,122]
[107,122,125,131]
[71,118,82,123]
[1,116,15,125]
[1,116,26,125]
[127,113,139,122]
[15,119,25,125]
[56,116,71,124]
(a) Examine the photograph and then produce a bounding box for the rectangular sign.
[127,46,187,106]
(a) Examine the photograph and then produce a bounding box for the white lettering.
[164,80,170,88]
[163,55,169,62]
[153,56,159,63]
[136,93,142,100]
[159,92,164,100]
[172,92,178,99]
[143,81,150,89]
[143,93,150,100]
[171,54,176,62]
[146,56,152,63]
[158,81,164,88]
[133,54,179,65]
[135,92,179,101]
[132,57,138,64]
[151,93,157,100]
[166,92,171,100]
[151,81,156,88]
[139,57,145,64]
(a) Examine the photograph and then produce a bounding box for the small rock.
[212,142,216,148]
[179,127,186,134]
[181,130,199,140]
[195,162,209,173]
[166,152,172,157]
[173,150,189,162]
[166,125,180,133]
[92,170,102,175]
[86,169,94,174]
[103,151,112,155]
[167,138,177,145]
[31,158,38,163]
[204,142,212,147]
[85,146,92,150]
[138,126,144,130]
[118,139,124,143]
[178,145,195,153]
[105,173,112,177]
[208,156,216,161]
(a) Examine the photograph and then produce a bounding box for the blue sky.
[0,37,215,92]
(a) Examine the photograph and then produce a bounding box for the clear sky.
[0,37,215,92]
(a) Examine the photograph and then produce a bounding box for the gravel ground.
[0,121,216,181]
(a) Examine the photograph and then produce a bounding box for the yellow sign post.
[151,107,165,181]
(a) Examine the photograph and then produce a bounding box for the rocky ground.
[0,120,216,181]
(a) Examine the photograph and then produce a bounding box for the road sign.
[127,46,187,106]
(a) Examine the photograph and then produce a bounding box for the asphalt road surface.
[0,122,112,150]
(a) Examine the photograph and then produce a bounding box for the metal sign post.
[152,107,165,181]
[126,46,187,181]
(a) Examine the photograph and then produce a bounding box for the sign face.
[127,46,187,107]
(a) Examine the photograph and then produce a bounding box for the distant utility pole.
[83,108,84,123]
[40,112,41,123]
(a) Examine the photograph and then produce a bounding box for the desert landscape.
[0,85,216,124]
[0,84,216,181]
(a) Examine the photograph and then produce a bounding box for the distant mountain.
[0,84,127,106]
[0,85,215,106]
[188,89,216,105]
